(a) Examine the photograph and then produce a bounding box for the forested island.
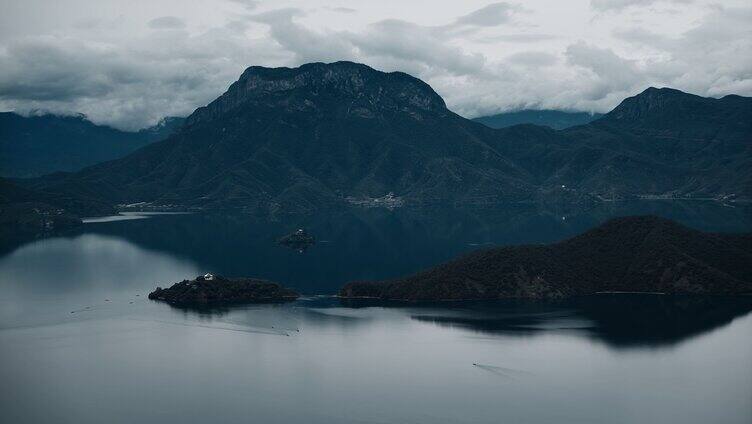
[340,216,752,301]
[149,274,299,305]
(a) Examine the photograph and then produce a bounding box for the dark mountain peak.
[236,61,442,105]
[640,86,685,96]
[186,61,447,126]
[1,112,183,178]
[239,60,371,79]
[595,87,752,141]
[603,87,704,122]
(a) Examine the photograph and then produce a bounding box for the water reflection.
[401,295,752,349]
[82,212,193,223]
[0,234,199,297]
[96,292,752,351]
[22,201,750,295]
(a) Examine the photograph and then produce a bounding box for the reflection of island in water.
[137,293,752,350]
[404,295,752,349]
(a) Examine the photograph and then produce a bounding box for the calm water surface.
[1,202,751,423]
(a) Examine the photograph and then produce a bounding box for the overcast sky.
[1,0,750,130]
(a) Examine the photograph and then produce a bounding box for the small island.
[278,228,315,251]
[340,216,752,301]
[149,273,299,305]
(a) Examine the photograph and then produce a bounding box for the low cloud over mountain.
[0,1,749,130]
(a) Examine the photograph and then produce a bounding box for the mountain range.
[340,216,752,300]
[5,61,752,218]
[473,109,602,130]
[0,113,184,178]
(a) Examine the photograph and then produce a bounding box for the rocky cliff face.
[186,61,447,126]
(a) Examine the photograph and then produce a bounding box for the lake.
[1,202,751,423]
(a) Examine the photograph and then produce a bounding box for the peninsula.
[339,216,752,301]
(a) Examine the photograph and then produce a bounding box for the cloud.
[147,16,186,30]
[476,33,557,43]
[0,0,749,129]
[612,27,670,48]
[443,6,752,118]
[350,20,486,77]
[248,8,356,64]
[227,0,258,10]
[0,23,277,130]
[324,7,356,14]
[247,9,487,78]
[563,42,642,106]
[506,51,558,67]
[453,2,519,27]
[566,43,639,85]
[610,6,752,95]
[591,0,693,12]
